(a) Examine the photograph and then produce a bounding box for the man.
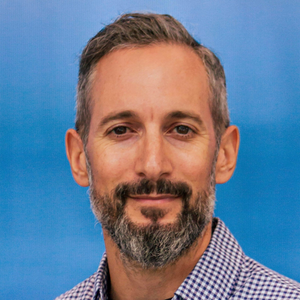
[56,13,300,300]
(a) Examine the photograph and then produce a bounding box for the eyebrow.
[98,110,206,130]
[165,111,206,129]
[99,110,138,127]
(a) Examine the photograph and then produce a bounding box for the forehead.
[89,43,211,122]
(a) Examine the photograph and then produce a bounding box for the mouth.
[128,194,178,204]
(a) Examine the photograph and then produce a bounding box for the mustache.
[114,178,192,202]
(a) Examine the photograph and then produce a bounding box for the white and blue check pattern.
[55,218,300,299]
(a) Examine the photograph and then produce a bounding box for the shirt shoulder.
[176,219,300,300]
[54,273,97,300]
[232,256,300,299]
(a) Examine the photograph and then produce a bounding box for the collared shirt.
[55,218,300,299]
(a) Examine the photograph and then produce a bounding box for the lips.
[129,194,178,204]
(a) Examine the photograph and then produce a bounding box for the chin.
[89,177,215,268]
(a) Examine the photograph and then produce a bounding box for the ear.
[215,125,240,184]
[65,129,89,187]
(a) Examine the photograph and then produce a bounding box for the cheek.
[89,145,136,190]
[173,148,214,186]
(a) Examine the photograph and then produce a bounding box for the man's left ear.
[215,125,240,184]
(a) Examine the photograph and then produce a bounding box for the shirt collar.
[175,218,245,300]
[93,218,245,300]
[93,252,109,300]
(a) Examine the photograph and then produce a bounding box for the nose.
[134,132,173,181]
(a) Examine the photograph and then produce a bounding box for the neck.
[103,221,212,300]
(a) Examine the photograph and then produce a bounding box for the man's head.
[66,13,239,269]
[75,13,229,147]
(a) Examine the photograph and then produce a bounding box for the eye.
[175,125,192,135]
[112,126,129,135]
[107,124,139,140]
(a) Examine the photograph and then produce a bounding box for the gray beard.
[89,178,215,269]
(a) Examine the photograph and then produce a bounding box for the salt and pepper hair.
[75,13,230,146]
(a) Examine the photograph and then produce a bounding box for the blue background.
[1,1,300,299]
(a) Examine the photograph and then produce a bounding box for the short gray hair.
[75,13,230,146]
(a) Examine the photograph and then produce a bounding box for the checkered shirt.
[55,218,300,299]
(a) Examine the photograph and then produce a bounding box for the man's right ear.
[65,129,90,187]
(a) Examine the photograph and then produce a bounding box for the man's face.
[85,43,217,267]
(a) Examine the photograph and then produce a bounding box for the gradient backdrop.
[1,1,300,299]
